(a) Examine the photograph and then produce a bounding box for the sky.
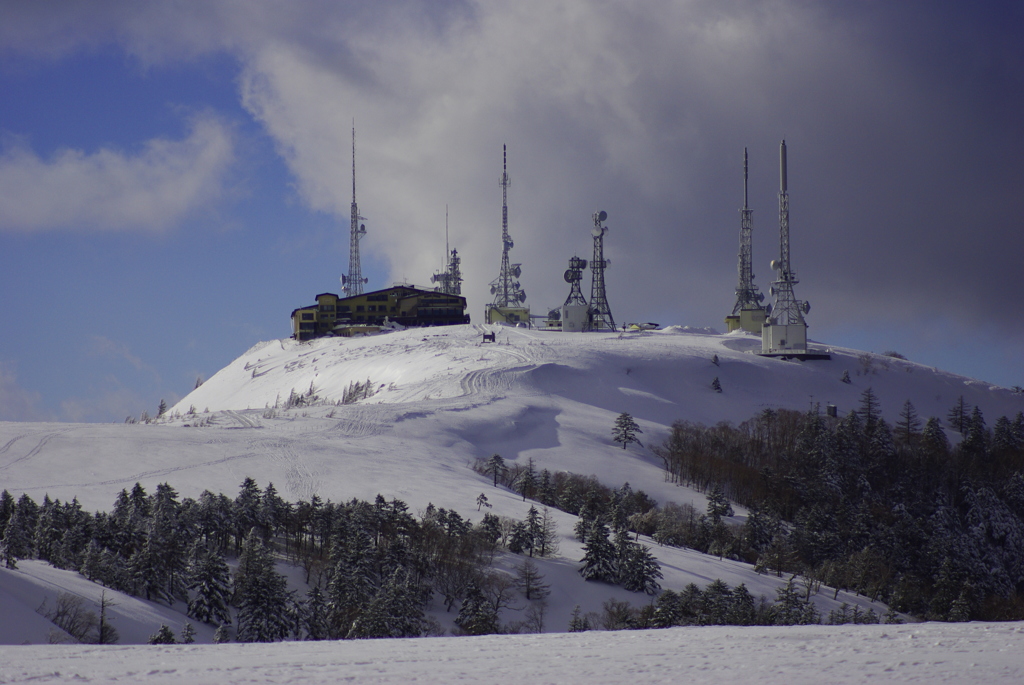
[0,0,1021,422]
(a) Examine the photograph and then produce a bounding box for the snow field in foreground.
[1,621,1022,685]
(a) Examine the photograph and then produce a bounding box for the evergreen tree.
[302,586,330,640]
[148,625,177,644]
[698,579,733,624]
[578,521,617,583]
[485,454,507,487]
[771,579,820,625]
[186,544,233,626]
[180,622,196,644]
[706,485,734,522]
[524,506,543,557]
[727,583,757,625]
[947,396,970,433]
[896,400,921,448]
[0,489,15,533]
[234,530,292,643]
[348,569,426,639]
[711,377,722,393]
[213,624,231,643]
[612,413,643,449]
[568,604,590,632]
[652,589,683,627]
[618,542,663,595]
[516,459,537,501]
[454,583,499,635]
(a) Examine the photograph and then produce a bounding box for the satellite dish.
[770,259,780,271]
[605,258,611,267]
[512,265,521,278]
[580,259,588,269]
[518,291,527,302]
[598,210,608,222]
[592,227,603,237]
[757,292,765,302]
[564,270,577,283]
[802,301,811,314]
[506,240,514,249]
[765,303,773,314]
[548,309,561,320]
[490,285,497,295]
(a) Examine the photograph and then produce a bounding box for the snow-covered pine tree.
[612,412,643,449]
[302,586,330,640]
[454,583,499,635]
[618,542,663,595]
[148,625,177,644]
[186,544,233,626]
[578,521,617,583]
[234,530,292,643]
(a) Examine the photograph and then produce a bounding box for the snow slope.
[1,324,1021,648]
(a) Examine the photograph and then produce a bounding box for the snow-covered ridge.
[2,324,1022,647]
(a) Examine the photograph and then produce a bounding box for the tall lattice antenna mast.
[431,206,463,295]
[342,122,368,296]
[587,210,615,331]
[732,148,764,315]
[766,140,808,328]
[488,144,526,308]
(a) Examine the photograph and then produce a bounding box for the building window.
[301,313,315,320]
[356,305,365,312]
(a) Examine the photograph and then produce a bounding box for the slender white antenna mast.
[342,120,367,295]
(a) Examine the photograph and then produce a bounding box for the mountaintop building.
[291,285,469,341]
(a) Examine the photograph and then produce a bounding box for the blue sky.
[1,0,1022,422]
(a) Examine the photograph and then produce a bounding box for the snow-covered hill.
[1,324,1022,647]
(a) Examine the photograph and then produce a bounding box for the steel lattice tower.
[731,148,764,315]
[487,145,526,310]
[587,211,615,331]
[342,123,367,296]
[766,140,808,329]
[431,206,463,295]
[563,255,588,307]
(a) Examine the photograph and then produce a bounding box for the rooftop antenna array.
[486,145,527,319]
[586,210,615,331]
[341,122,368,296]
[431,205,463,295]
[762,140,815,354]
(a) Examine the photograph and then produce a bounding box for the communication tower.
[761,140,823,357]
[586,210,615,331]
[431,207,463,295]
[485,145,529,325]
[560,255,589,332]
[341,123,368,296]
[725,148,767,334]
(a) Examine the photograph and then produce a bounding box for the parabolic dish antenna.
[598,210,608,222]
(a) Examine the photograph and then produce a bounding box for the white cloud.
[0,115,233,231]
[0,362,50,422]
